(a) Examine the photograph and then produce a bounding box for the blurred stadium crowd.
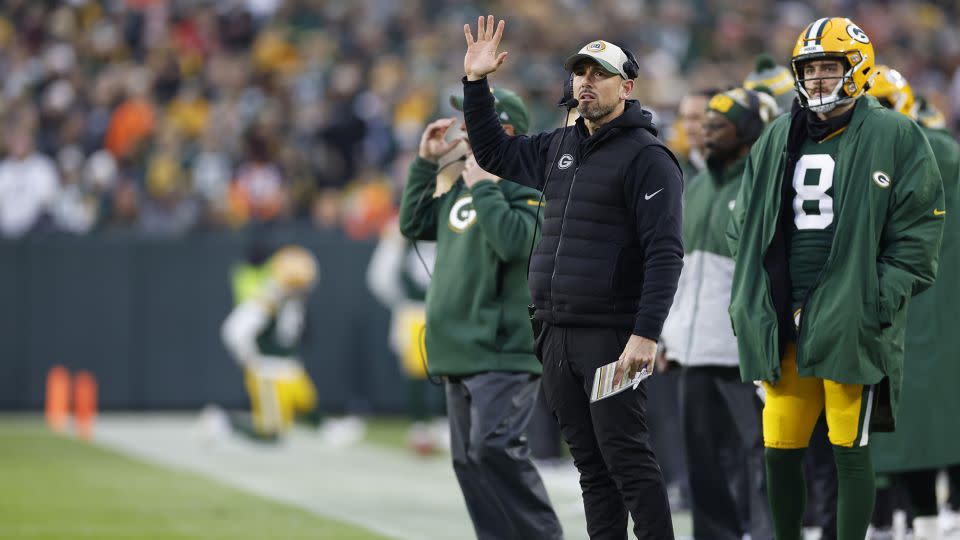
[1,0,959,239]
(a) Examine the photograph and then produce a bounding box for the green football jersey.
[254,285,304,358]
[789,133,842,311]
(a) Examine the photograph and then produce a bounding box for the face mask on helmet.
[795,57,858,113]
[791,17,875,114]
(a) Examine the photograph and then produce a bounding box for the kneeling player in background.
[219,245,323,442]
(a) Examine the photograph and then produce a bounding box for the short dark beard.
[704,143,738,173]
[578,100,617,121]
[705,152,730,172]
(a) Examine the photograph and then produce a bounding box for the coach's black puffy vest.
[530,103,668,329]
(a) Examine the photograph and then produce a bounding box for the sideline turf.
[0,418,391,540]
[362,418,419,451]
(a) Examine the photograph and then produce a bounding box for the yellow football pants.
[244,360,318,436]
[762,344,874,449]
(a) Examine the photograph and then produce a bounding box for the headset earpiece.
[622,55,639,80]
[613,43,640,80]
[558,73,577,109]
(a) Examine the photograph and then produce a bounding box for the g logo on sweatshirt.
[449,196,477,232]
[872,170,891,189]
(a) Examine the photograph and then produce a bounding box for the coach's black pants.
[681,365,772,540]
[446,371,563,540]
[537,324,675,540]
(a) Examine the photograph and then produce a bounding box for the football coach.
[460,15,684,540]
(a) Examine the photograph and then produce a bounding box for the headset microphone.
[557,75,579,109]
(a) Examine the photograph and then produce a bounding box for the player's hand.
[463,15,508,81]
[418,118,465,163]
[461,154,499,188]
[612,335,657,387]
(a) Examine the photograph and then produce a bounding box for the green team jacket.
[873,126,960,470]
[399,156,543,376]
[661,157,746,368]
[727,96,944,426]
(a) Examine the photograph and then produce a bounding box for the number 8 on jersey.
[793,154,835,230]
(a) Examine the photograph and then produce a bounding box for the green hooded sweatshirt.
[399,157,543,376]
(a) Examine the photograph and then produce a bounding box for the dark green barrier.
[0,226,403,414]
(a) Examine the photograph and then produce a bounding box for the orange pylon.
[45,365,70,433]
[73,371,98,441]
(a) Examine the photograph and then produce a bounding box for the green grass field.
[0,419,390,540]
[0,415,692,539]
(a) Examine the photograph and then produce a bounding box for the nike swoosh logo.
[645,188,664,201]
[934,209,946,216]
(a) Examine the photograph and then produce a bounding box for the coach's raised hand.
[463,15,508,81]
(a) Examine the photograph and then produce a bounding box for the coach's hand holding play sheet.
[592,360,651,402]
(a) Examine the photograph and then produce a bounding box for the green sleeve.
[399,157,441,241]
[727,149,757,258]
[469,180,542,262]
[726,117,786,258]
[877,124,946,326]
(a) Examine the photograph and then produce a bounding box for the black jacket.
[463,77,684,340]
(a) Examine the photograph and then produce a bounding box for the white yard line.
[93,414,590,540]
